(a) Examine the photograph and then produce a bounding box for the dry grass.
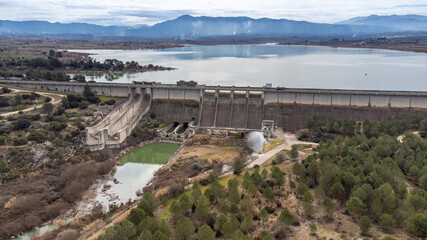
[178,145,240,164]
[261,138,284,153]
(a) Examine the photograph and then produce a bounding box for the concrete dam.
[2,80,427,149]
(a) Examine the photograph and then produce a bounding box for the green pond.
[119,142,180,165]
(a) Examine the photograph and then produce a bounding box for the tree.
[220,221,235,238]
[290,145,299,159]
[359,216,371,235]
[197,224,215,240]
[231,231,251,240]
[42,102,54,114]
[138,230,152,240]
[116,220,137,240]
[233,158,244,175]
[329,181,346,202]
[0,159,9,172]
[61,97,70,109]
[138,193,159,216]
[271,166,285,186]
[228,187,240,204]
[278,209,294,226]
[263,187,275,202]
[83,84,95,98]
[346,196,367,216]
[322,197,336,218]
[192,182,202,203]
[258,208,269,221]
[296,181,309,197]
[405,213,427,239]
[194,196,210,223]
[420,118,427,135]
[379,214,396,233]
[303,202,314,218]
[292,163,306,179]
[128,208,146,226]
[175,217,195,240]
[259,231,274,240]
[240,214,254,233]
[153,230,167,240]
[240,196,253,214]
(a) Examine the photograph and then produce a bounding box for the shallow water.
[70,44,427,91]
[94,142,180,211]
[11,224,57,240]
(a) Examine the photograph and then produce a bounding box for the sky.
[0,0,426,26]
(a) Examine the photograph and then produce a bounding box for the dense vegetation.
[98,114,427,240]
[299,114,427,142]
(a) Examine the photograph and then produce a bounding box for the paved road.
[246,131,318,168]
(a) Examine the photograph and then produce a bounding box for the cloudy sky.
[0,0,426,26]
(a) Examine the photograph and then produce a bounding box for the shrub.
[13,137,27,146]
[56,229,79,240]
[79,101,89,109]
[104,99,116,105]
[27,130,46,143]
[15,118,31,130]
[44,97,52,102]
[31,114,41,121]
[1,87,11,93]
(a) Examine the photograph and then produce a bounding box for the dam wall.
[2,80,427,133]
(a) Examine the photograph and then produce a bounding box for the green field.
[119,142,180,165]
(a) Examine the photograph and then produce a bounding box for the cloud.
[0,0,426,26]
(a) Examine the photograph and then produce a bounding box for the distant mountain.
[1,14,426,39]
[338,14,427,32]
[144,15,383,38]
[0,20,148,36]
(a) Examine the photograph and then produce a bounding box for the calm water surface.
[71,44,427,91]
[94,142,179,211]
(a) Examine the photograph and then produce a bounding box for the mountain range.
[1,14,426,39]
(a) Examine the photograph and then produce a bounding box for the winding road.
[0,88,65,117]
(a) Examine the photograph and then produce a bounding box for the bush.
[104,99,116,105]
[31,114,41,121]
[14,118,31,130]
[13,137,27,146]
[56,229,79,240]
[272,153,286,164]
[79,102,88,109]
[27,130,46,143]
[1,87,11,93]
[44,97,52,102]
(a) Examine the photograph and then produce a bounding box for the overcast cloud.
[0,0,426,26]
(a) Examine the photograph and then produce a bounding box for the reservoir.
[71,44,427,91]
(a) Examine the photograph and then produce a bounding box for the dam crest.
[2,80,427,150]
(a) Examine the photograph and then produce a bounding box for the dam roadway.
[1,79,427,149]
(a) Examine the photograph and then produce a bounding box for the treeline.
[2,57,170,72]
[301,114,427,142]
[292,133,427,238]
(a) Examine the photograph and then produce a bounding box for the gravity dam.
[2,80,427,150]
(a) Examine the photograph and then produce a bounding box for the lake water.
[71,44,427,91]
[94,142,180,211]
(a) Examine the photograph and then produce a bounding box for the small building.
[261,120,274,138]
[177,80,198,87]
[265,83,272,88]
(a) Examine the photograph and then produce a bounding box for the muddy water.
[94,142,180,211]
